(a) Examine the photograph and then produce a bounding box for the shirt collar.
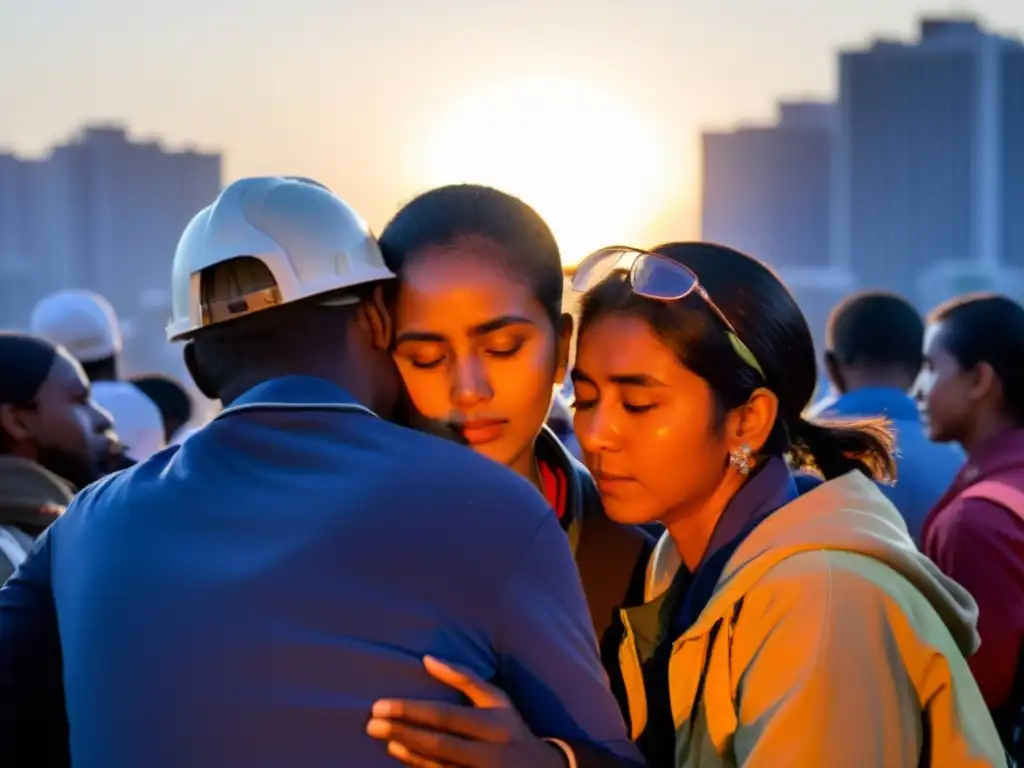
[216,376,377,420]
[827,386,919,421]
[701,455,797,567]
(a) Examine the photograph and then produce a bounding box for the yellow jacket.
[618,471,1006,767]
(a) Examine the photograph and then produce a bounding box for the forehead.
[395,237,543,325]
[576,314,683,381]
[923,321,949,356]
[39,350,88,397]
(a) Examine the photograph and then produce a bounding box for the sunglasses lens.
[571,248,637,292]
[632,254,697,299]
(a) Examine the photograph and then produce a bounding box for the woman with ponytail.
[559,242,1003,766]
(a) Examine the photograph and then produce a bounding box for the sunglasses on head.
[571,245,765,379]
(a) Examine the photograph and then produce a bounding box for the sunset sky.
[2,0,1022,263]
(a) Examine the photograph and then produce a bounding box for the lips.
[594,472,638,494]
[454,418,508,446]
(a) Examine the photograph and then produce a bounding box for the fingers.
[385,741,449,768]
[422,656,507,708]
[367,718,479,767]
[371,699,509,742]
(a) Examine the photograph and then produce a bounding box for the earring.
[729,444,752,476]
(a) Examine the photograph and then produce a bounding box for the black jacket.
[534,427,656,721]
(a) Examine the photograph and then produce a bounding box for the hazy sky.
[2,0,1022,261]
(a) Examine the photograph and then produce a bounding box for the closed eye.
[487,338,525,359]
[623,403,656,414]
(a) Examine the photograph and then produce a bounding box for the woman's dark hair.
[578,242,896,482]
[130,374,194,442]
[378,184,564,324]
[929,293,1024,425]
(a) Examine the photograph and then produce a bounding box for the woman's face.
[914,321,976,443]
[572,313,730,526]
[391,236,568,474]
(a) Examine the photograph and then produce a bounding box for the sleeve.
[496,513,644,765]
[925,498,1024,709]
[732,555,925,766]
[0,527,71,765]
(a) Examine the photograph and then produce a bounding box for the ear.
[968,361,1000,404]
[554,313,574,384]
[0,402,35,445]
[823,351,846,394]
[725,387,779,458]
[357,285,393,352]
[183,342,217,400]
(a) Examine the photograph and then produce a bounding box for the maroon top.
[922,428,1024,709]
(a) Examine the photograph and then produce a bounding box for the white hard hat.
[30,290,123,363]
[166,176,396,341]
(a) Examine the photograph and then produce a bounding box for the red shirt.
[538,460,568,521]
[921,428,1024,709]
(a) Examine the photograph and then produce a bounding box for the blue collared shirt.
[813,386,963,541]
[0,376,641,767]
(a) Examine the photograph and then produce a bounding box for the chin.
[924,421,953,444]
[599,496,660,528]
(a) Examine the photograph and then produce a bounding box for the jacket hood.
[647,471,980,656]
[0,455,72,531]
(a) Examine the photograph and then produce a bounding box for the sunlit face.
[391,237,567,474]
[914,321,975,444]
[572,314,730,526]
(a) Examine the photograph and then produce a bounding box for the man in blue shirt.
[0,177,641,768]
[810,291,962,541]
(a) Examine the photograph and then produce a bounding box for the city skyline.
[3,1,1024,260]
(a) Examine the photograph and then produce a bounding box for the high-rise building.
[1002,45,1024,268]
[701,101,835,270]
[836,17,1024,305]
[0,153,48,325]
[0,124,222,371]
[42,125,222,310]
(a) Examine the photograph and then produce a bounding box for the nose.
[910,370,927,403]
[576,401,620,454]
[91,401,115,434]
[450,354,493,408]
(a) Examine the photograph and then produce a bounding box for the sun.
[419,78,665,266]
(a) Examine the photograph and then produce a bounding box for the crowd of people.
[0,175,1023,767]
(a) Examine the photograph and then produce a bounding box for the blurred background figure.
[812,291,964,541]
[546,390,582,461]
[129,373,194,445]
[0,332,121,580]
[30,290,165,462]
[915,293,1024,757]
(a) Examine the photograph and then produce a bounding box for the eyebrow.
[395,315,536,345]
[571,369,667,388]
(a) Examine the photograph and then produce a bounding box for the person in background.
[31,290,166,463]
[375,185,654,730]
[372,243,1005,767]
[0,177,640,768]
[916,293,1024,756]
[0,333,120,582]
[129,373,194,444]
[813,291,963,541]
[547,390,582,461]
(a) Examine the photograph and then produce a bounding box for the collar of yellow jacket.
[642,470,980,656]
